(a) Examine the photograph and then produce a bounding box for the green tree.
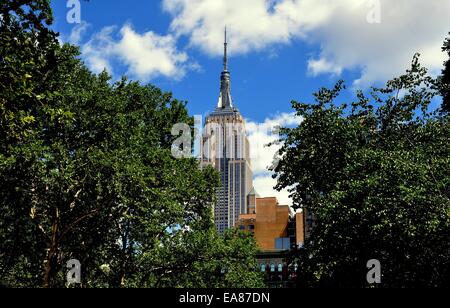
[441,33,450,112]
[273,54,450,287]
[0,0,60,287]
[0,0,264,288]
[127,229,264,288]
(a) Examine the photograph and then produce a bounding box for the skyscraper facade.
[201,29,255,234]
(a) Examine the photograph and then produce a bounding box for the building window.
[270,264,275,273]
[260,264,266,272]
[248,224,254,231]
[277,264,283,272]
[275,238,291,250]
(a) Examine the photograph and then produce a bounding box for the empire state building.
[201,29,257,234]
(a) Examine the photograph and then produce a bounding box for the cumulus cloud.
[68,21,90,45]
[247,112,302,175]
[246,112,303,206]
[254,175,292,206]
[81,24,194,81]
[308,58,342,76]
[163,0,450,85]
[57,21,90,45]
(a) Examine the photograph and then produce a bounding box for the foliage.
[441,33,450,112]
[126,229,264,288]
[273,54,450,287]
[0,1,264,288]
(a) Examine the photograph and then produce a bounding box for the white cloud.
[81,26,116,75]
[163,0,298,55]
[163,0,450,86]
[69,21,90,45]
[308,58,342,76]
[247,112,303,175]
[246,112,303,206]
[254,175,292,206]
[57,21,90,45]
[81,24,194,81]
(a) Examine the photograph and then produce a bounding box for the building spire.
[223,27,228,71]
[217,26,233,109]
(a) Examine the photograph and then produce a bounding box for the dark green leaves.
[0,1,263,288]
[273,55,450,288]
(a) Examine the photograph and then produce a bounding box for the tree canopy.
[441,33,450,112]
[0,0,264,288]
[273,55,450,287]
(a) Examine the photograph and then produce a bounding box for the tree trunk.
[43,208,59,288]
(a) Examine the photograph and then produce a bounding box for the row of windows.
[239,225,254,231]
[259,263,298,273]
[260,264,282,273]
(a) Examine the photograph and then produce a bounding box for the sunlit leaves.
[274,55,450,287]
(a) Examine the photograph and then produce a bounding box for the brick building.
[238,197,306,288]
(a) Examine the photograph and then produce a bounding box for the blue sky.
[51,1,325,122]
[50,0,450,205]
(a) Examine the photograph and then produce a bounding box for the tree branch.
[58,208,100,242]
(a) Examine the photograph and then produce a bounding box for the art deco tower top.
[202,28,254,234]
[217,27,234,110]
